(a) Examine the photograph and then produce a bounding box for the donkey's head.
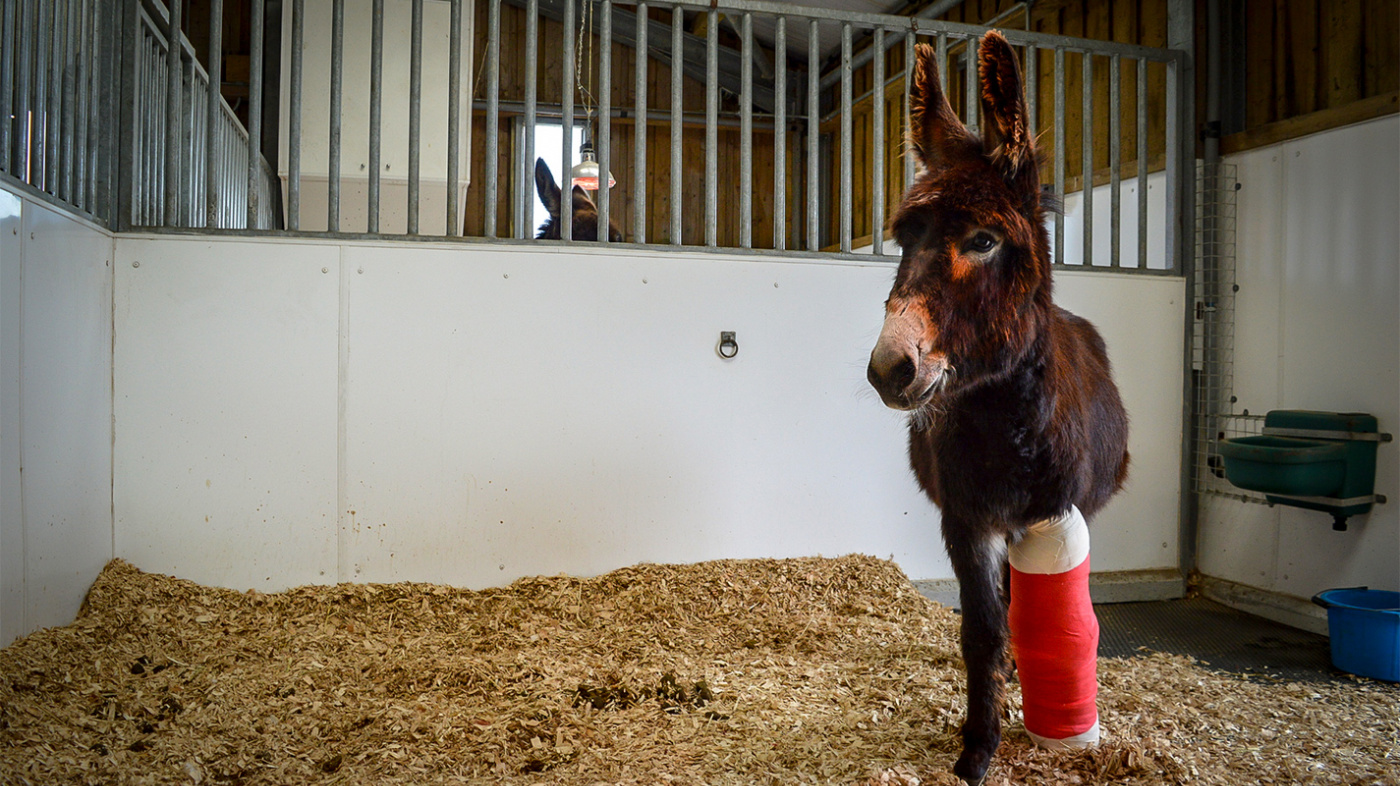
[867,31,1053,411]
[534,158,623,242]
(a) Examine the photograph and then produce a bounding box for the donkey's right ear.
[534,158,561,216]
[977,31,1035,180]
[909,43,977,173]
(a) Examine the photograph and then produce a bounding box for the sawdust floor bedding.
[1,556,1396,786]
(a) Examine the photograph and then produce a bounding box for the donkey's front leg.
[946,526,1011,785]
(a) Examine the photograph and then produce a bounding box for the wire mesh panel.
[1190,161,1263,504]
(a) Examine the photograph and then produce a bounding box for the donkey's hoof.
[953,747,993,786]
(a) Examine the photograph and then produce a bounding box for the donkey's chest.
[913,381,1076,519]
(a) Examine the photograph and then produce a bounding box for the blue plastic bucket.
[1312,588,1400,682]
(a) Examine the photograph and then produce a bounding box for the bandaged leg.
[1008,505,1101,749]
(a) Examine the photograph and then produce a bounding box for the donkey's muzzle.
[868,343,943,411]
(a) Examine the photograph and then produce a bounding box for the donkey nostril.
[888,356,917,391]
[869,355,917,394]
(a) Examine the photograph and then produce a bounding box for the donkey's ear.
[571,184,595,208]
[909,43,977,173]
[535,158,561,216]
[977,31,1034,178]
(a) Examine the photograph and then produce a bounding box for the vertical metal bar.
[34,0,49,189]
[484,0,500,238]
[62,0,78,204]
[935,33,947,101]
[872,26,884,256]
[1053,46,1064,265]
[703,7,717,247]
[164,0,183,224]
[45,0,60,193]
[839,22,851,254]
[362,0,378,233]
[1026,44,1037,147]
[0,0,14,174]
[97,0,117,223]
[523,0,537,238]
[805,18,817,251]
[668,4,681,245]
[327,0,342,232]
[87,0,102,210]
[408,0,423,235]
[247,0,263,229]
[964,34,976,132]
[632,0,646,244]
[1165,54,1184,274]
[447,0,462,236]
[597,0,612,242]
[1137,57,1148,269]
[208,0,226,229]
[1081,52,1092,266]
[15,0,31,182]
[182,40,196,223]
[74,0,90,209]
[903,31,914,190]
[560,0,575,241]
[772,15,785,250]
[1110,54,1121,267]
[738,12,751,248]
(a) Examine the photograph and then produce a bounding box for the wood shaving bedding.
[0,556,1395,785]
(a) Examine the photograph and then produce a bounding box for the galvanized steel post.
[368,0,383,233]
[561,0,575,241]
[631,0,646,244]
[772,15,785,250]
[485,0,501,237]
[247,0,264,229]
[704,7,717,247]
[409,0,424,235]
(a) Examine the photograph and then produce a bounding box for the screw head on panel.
[132,261,140,268]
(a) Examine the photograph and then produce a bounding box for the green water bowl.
[1217,435,1348,496]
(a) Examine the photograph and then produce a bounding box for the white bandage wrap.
[1027,719,1102,750]
[1009,505,1091,575]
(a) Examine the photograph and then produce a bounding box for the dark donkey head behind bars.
[533,159,623,242]
[866,32,1129,784]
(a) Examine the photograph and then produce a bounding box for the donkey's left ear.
[977,31,1033,178]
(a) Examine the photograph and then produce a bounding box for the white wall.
[0,188,114,644]
[111,235,1183,593]
[1200,115,1400,601]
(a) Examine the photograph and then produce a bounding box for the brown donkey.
[534,158,623,242]
[866,32,1129,784]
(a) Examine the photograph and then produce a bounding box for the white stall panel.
[107,235,1186,593]
[0,190,23,643]
[1056,271,1186,570]
[114,238,341,591]
[340,245,946,587]
[0,192,114,642]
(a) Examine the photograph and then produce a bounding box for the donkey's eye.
[966,232,999,254]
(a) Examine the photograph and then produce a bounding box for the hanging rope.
[573,0,598,140]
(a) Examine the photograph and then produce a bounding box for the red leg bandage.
[1008,506,1100,748]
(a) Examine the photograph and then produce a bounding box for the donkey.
[866,32,1129,785]
[534,158,623,242]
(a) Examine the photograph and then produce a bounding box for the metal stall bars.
[111,0,275,231]
[1,0,1189,275]
[0,0,112,225]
